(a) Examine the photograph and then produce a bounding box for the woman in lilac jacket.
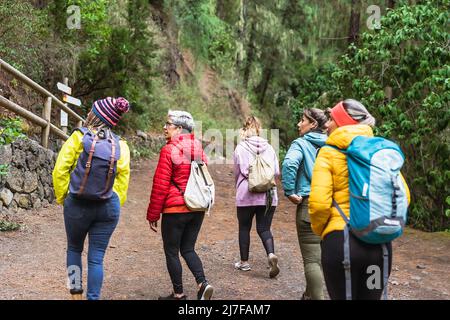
[233,116,280,278]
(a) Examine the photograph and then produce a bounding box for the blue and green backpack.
[325,135,409,300]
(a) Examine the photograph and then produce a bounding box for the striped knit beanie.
[92,97,130,127]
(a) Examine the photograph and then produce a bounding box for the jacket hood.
[326,125,373,149]
[304,132,327,148]
[241,136,270,154]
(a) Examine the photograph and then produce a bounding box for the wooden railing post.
[77,120,83,128]
[41,97,52,148]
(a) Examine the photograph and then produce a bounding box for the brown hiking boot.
[70,288,83,300]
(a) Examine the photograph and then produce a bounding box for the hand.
[288,194,303,205]
[149,221,158,233]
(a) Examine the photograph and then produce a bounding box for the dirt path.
[0,159,449,300]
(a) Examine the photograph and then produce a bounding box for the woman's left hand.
[149,221,158,233]
[288,194,303,205]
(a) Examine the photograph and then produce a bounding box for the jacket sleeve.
[113,140,131,206]
[233,147,241,184]
[281,141,303,197]
[400,173,411,205]
[309,147,334,236]
[272,145,280,178]
[147,146,173,222]
[52,131,84,205]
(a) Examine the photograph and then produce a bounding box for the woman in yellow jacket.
[309,99,410,300]
[52,97,130,300]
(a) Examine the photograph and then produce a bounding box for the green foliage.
[0,164,8,177]
[0,118,25,145]
[129,143,156,159]
[0,220,21,232]
[289,1,450,231]
[167,0,237,73]
[0,0,48,81]
[168,80,242,133]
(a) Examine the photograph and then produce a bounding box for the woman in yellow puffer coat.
[309,99,410,300]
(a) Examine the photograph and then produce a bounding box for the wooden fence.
[0,58,85,148]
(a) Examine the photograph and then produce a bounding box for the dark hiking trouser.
[161,212,206,294]
[321,230,392,300]
[237,206,276,261]
[296,198,324,300]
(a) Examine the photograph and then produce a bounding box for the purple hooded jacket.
[233,136,280,207]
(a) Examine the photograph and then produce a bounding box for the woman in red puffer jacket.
[147,110,214,301]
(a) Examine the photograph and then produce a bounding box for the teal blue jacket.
[282,132,327,197]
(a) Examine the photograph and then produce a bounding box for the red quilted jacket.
[146,133,207,222]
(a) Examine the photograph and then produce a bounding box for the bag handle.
[102,137,116,195]
[77,134,99,195]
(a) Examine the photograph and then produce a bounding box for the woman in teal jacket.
[282,108,328,300]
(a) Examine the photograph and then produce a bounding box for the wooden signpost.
[57,78,82,134]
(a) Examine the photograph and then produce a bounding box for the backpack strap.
[171,178,184,196]
[381,244,389,300]
[77,134,99,196]
[332,199,350,224]
[333,199,352,300]
[322,144,347,154]
[239,142,257,156]
[343,225,352,300]
[103,137,116,194]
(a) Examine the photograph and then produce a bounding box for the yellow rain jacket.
[52,129,131,206]
[309,125,410,239]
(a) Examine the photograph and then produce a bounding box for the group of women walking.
[52,96,408,300]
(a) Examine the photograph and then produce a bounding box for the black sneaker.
[197,281,214,300]
[158,293,187,300]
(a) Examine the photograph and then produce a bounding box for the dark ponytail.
[303,108,328,132]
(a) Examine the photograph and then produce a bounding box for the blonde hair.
[240,116,262,139]
[84,111,106,130]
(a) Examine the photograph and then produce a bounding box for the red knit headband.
[330,101,358,127]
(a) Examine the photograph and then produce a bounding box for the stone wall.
[0,139,56,215]
[0,133,167,216]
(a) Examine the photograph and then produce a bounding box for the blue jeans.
[63,192,120,300]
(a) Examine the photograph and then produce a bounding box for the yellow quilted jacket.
[309,125,410,239]
[52,129,131,206]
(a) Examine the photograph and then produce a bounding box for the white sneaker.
[234,261,251,271]
[268,253,280,278]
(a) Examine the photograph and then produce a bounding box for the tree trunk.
[256,67,273,107]
[235,0,245,68]
[387,0,396,9]
[149,0,165,10]
[348,0,361,45]
[242,22,256,90]
[216,0,227,20]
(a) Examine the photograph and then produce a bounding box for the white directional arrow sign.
[57,82,72,95]
[60,111,68,127]
[63,94,82,107]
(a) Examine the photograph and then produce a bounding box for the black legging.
[237,206,276,261]
[161,212,206,294]
[321,230,392,300]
